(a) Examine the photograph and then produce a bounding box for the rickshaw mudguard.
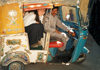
[71,29,88,63]
[1,52,30,66]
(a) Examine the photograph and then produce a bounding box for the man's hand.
[68,30,76,37]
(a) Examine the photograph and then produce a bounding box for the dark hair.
[52,5,58,10]
[27,10,41,23]
[33,10,41,23]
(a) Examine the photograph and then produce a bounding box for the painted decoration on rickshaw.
[6,39,21,45]
[0,3,25,35]
[2,33,29,53]
[2,52,29,65]
[22,45,27,48]
[37,52,44,62]
[8,10,18,25]
[23,3,53,11]
[10,46,20,51]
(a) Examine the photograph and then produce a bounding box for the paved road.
[0,34,100,70]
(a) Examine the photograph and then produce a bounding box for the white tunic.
[24,12,37,27]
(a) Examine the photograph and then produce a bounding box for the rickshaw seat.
[49,41,64,48]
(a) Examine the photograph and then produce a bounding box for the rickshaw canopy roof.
[23,3,53,11]
[0,0,77,6]
[0,0,89,22]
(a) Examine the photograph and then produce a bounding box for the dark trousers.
[25,24,44,46]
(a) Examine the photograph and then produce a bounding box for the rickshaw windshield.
[61,6,77,23]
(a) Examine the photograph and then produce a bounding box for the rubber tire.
[2,66,7,70]
[7,61,25,70]
[75,54,86,64]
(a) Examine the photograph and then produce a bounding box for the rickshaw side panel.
[2,33,29,53]
[0,32,50,66]
[0,32,31,67]
[0,3,25,35]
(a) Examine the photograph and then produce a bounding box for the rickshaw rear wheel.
[2,61,25,70]
[2,66,7,70]
[8,61,24,70]
[75,54,86,64]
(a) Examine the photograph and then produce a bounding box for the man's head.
[51,7,58,16]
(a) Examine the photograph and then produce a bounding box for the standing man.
[43,7,75,51]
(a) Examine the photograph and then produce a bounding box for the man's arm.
[43,14,55,32]
[56,16,69,32]
[56,17,75,36]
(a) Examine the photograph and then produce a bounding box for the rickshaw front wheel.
[3,61,25,70]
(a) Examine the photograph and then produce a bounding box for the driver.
[43,6,75,51]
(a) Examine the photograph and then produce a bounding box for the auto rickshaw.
[0,0,90,70]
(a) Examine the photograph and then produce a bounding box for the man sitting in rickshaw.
[37,8,46,23]
[24,10,44,47]
[43,6,75,51]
